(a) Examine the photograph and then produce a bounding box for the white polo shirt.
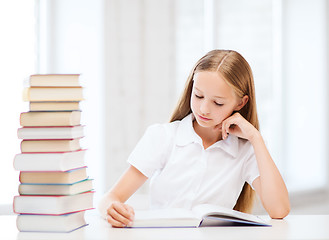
[127,113,259,210]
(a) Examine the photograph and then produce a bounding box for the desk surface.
[2,211,329,240]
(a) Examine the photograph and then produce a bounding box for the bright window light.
[0,1,36,205]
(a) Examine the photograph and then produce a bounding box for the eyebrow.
[194,87,225,99]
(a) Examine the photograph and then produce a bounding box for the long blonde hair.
[170,50,259,213]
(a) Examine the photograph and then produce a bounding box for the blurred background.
[0,0,328,215]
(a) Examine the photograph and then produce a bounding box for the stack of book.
[13,74,94,233]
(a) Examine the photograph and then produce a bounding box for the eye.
[195,94,203,99]
[215,102,223,106]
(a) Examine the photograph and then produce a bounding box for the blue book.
[18,179,93,195]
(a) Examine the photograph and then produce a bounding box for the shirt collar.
[211,134,239,158]
[175,113,202,146]
[175,113,239,158]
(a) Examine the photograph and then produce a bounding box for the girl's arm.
[248,132,290,219]
[98,165,148,227]
[222,113,290,219]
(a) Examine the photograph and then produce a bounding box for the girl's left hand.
[221,112,259,142]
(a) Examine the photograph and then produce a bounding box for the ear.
[234,95,249,111]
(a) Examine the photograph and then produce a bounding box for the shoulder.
[145,120,181,140]
[128,121,182,178]
[143,113,194,147]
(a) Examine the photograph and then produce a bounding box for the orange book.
[29,74,81,87]
[20,139,81,153]
[23,87,84,102]
[19,167,88,184]
[20,111,81,127]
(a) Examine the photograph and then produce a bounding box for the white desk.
[2,211,329,240]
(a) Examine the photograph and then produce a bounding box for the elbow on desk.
[268,205,290,219]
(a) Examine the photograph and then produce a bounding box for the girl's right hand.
[106,201,135,228]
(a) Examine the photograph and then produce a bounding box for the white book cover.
[13,191,94,215]
[13,150,86,171]
[17,211,87,232]
[17,125,84,140]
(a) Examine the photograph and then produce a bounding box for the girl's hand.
[221,112,259,142]
[106,201,135,228]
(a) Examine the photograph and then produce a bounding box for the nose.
[200,100,210,115]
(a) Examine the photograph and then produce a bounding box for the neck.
[193,120,223,149]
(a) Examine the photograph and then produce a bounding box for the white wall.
[282,0,328,192]
[34,0,329,208]
[37,0,105,202]
[0,0,35,206]
[104,0,177,191]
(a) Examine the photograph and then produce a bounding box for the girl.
[98,49,290,227]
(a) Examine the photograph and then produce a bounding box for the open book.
[129,204,270,228]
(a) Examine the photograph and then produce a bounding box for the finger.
[221,121,226,139]
[108,207,132,226]
[225,115,241,130]
[226,123,236,133]
[232,112,240,117]
[113,203,134,221]
[225,122,231,138]
[224,116,233,132]
[124,204,135,220]
[221,119,229,139]
[106,214,126,228]
[223,118,238,139]
[227,114,239,125]
[222,122,231,139]
[213,123,222,131]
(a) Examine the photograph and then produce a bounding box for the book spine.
[14,74,93,231]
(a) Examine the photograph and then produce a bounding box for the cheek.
[190,96,198,112]
[213,106,232,121]
[220,106,235,119]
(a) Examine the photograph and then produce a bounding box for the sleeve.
[242,144,260,190]
[127,123,170,178]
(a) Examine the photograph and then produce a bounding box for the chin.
[195,119,214,128]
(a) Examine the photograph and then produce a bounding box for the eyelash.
[194,94,223,106]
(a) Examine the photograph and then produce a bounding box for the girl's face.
[190,71,244,129]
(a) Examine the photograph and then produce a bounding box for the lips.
[198,114,211,121]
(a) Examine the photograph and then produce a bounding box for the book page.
[191,204,267,224]
[131,208,201,228]
[135,208,196,220]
